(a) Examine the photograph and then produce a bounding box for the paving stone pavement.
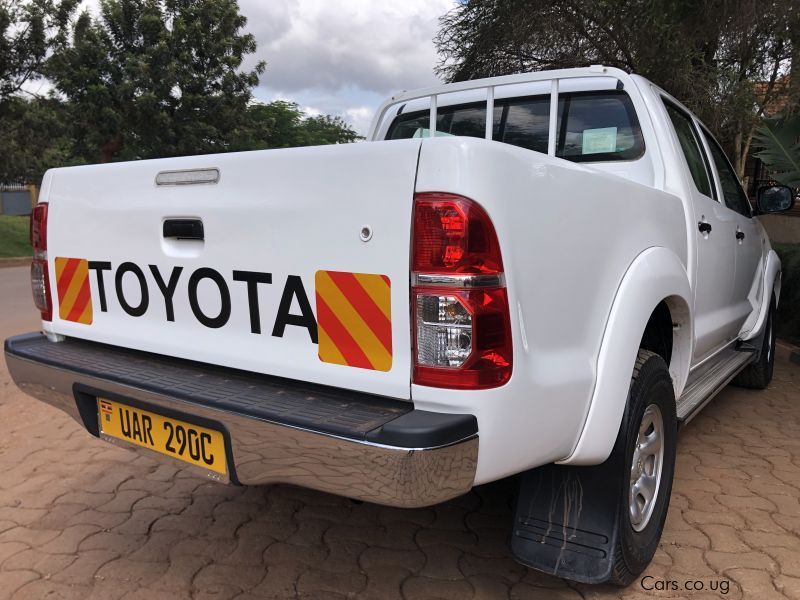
[1,268,799,599]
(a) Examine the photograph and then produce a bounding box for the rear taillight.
[412,193,512,389]
[30,203,52,321]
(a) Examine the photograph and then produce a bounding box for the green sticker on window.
[582,127,617,154]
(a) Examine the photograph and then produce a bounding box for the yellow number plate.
[98,399,226,474]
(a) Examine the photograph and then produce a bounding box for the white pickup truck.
[6,66,796,585]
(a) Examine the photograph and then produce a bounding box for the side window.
[387,112,433,139]
[498,97,550,153]
[387,90,645,162]
[446,106,499,138]
[701,131,752,217]
[663,102,714,198]
[387,104,501,140]
[556,92,644,161]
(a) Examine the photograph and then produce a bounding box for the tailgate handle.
[163,219,204,241]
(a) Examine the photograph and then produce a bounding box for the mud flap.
[510,461,622,584]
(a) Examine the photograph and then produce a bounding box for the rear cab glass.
[386,90,644,162]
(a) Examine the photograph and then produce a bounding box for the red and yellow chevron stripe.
[54,257,93,325]
[316,270,392,371]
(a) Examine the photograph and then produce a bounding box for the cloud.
[69,0,457,136]
[240,0,455,135]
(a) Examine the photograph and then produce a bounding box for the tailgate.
[43,139,421,399]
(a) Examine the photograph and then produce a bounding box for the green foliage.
[435,0,796,172]
[0,0,76,184]
[0,96,72,183]
[234,101,362,150]
[47,0,266,163]
[300,114,362,146]
[773,243,800,344]
[0,0,78,100]
[0,215,32,257]
[0,0,362,183]
[754,115,800,188]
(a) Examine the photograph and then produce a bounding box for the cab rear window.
[386,90,644,162]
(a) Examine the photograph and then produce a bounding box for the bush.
[773,243,800,344]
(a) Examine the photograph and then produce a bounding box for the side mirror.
[757,185,795,214]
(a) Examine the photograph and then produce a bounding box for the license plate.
[98,399,226,475]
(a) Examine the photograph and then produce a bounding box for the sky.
[72,0,456,136]
[240,0,456,135]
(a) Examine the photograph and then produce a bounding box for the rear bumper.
[4,333,478,508]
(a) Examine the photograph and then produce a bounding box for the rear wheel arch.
[559,247,691,466]
[639,296,692,393]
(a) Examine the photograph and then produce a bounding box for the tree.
[435,0,795,180]
[0,0,77,101]
[0,0,76,183]
[0,96,72,183]
[233,101,362,150]
[300,114,362,146]
[47,0,266,163]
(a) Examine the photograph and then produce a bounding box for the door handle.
[736,230,745,240]
[698,221,712,234]
[163,218,204,241]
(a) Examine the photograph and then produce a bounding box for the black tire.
[732,296,776,390]
[608,350,678,586]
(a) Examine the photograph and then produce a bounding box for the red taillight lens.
[411,193,512,389]
[413,192,504,274]
[29,203,52,321]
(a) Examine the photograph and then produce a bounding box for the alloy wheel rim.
[629,404,664,532]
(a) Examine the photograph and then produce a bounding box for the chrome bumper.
[5,333,478,508]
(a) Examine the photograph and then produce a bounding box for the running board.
[676,350,753,422]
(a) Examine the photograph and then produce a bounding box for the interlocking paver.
[2,264,800,600]
[402,574,474,599]
[127,529,186,563]
[0,541,29,568]
[79,530,147,556]
[509,582,584,599]
[38,524,102,555]
[1,548,76,576]
[49,548,119,585]
[727,568,787,600]
[12,579,92,600]
[0,526,59,548]
[0,569,39,598]
[150,553,210,593]
[359,565,409,600]
[360,545,425,572]
[774,574,800,600]
[295,566,368,596]
[704,550,778,574]
[419,543,464,580]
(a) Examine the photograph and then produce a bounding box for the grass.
[0,214,32,258]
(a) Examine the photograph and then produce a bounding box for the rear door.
[662,100,740,362]
[44,139,421,399]
[699,128,763,331]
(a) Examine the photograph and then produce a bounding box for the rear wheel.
[509,350,678,585]
[732,296,776,390]
[609,350,677,586]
